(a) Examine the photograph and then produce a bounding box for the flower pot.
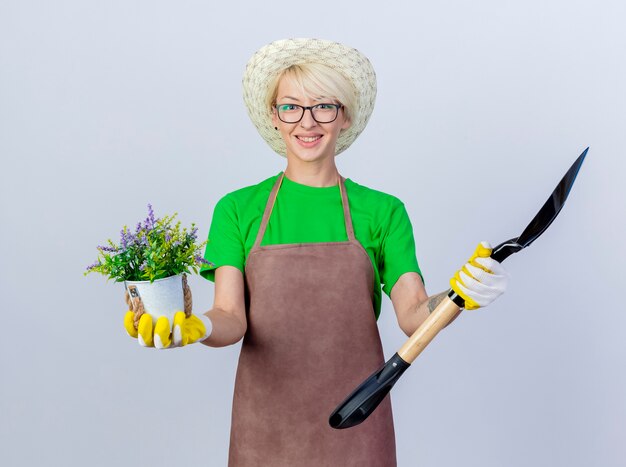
[124,274,185,331]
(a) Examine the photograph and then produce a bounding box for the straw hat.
[242,38,377,157]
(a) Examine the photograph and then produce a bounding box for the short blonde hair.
[265,63,357,123]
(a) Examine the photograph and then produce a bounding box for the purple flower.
[120,228,128,249]
[120,227,138,250]
[142,203,158,232]
[139,261,147,271]
[195,255,209,265]
[97,245,119,253]
[86,260,101,271]
[165,232,172,242]
[190,226,198,240]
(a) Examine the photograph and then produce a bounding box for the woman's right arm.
[200,265,247,347]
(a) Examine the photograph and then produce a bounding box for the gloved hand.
[124,310,212,349]
[450,241,509,310]
[123,284,212,349]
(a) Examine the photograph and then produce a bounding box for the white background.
[1,1,624,466]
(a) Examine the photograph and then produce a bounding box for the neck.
[283,160,340,187]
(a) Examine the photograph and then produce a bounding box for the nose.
[300,108,318,128]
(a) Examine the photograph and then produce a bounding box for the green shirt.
[200,172,422,319]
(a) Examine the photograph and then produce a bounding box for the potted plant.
[85,204,210,331]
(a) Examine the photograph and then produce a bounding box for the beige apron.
[228,172,397,467]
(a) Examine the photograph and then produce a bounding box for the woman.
[124,38,509,466]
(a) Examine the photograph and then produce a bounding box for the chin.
[289,151,331,164]
[287,144,336,163]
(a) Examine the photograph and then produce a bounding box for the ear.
[340,115,352,131]
[271,108,279,129]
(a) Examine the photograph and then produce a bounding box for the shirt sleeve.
[379,200,423,297]
[199,195,245,282]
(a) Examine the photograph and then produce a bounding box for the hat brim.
[242,38,377,157]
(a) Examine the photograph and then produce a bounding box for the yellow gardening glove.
[124,311,212,349]
[450,241,509,310]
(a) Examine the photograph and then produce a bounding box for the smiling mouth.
[296,135,322,143]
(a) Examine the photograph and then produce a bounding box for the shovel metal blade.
[517,147,588,248]
[491,147,588,263]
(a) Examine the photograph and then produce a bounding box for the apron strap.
[338,175,356,242]
[253,172,285,249]
[253,171,357,249]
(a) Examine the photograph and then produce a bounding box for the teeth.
[297,136,321,142]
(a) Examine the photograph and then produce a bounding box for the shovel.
[329,147,589,429]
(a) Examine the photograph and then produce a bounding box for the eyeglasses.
[275,103,344,124]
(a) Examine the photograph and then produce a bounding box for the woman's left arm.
[391,242,509,337]
[390,272,456,337]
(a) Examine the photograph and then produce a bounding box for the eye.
[277,104,298,111]
[316,104,336,110]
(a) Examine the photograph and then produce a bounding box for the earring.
[274,127,278,130]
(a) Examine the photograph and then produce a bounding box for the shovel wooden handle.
[397,291,462,363]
